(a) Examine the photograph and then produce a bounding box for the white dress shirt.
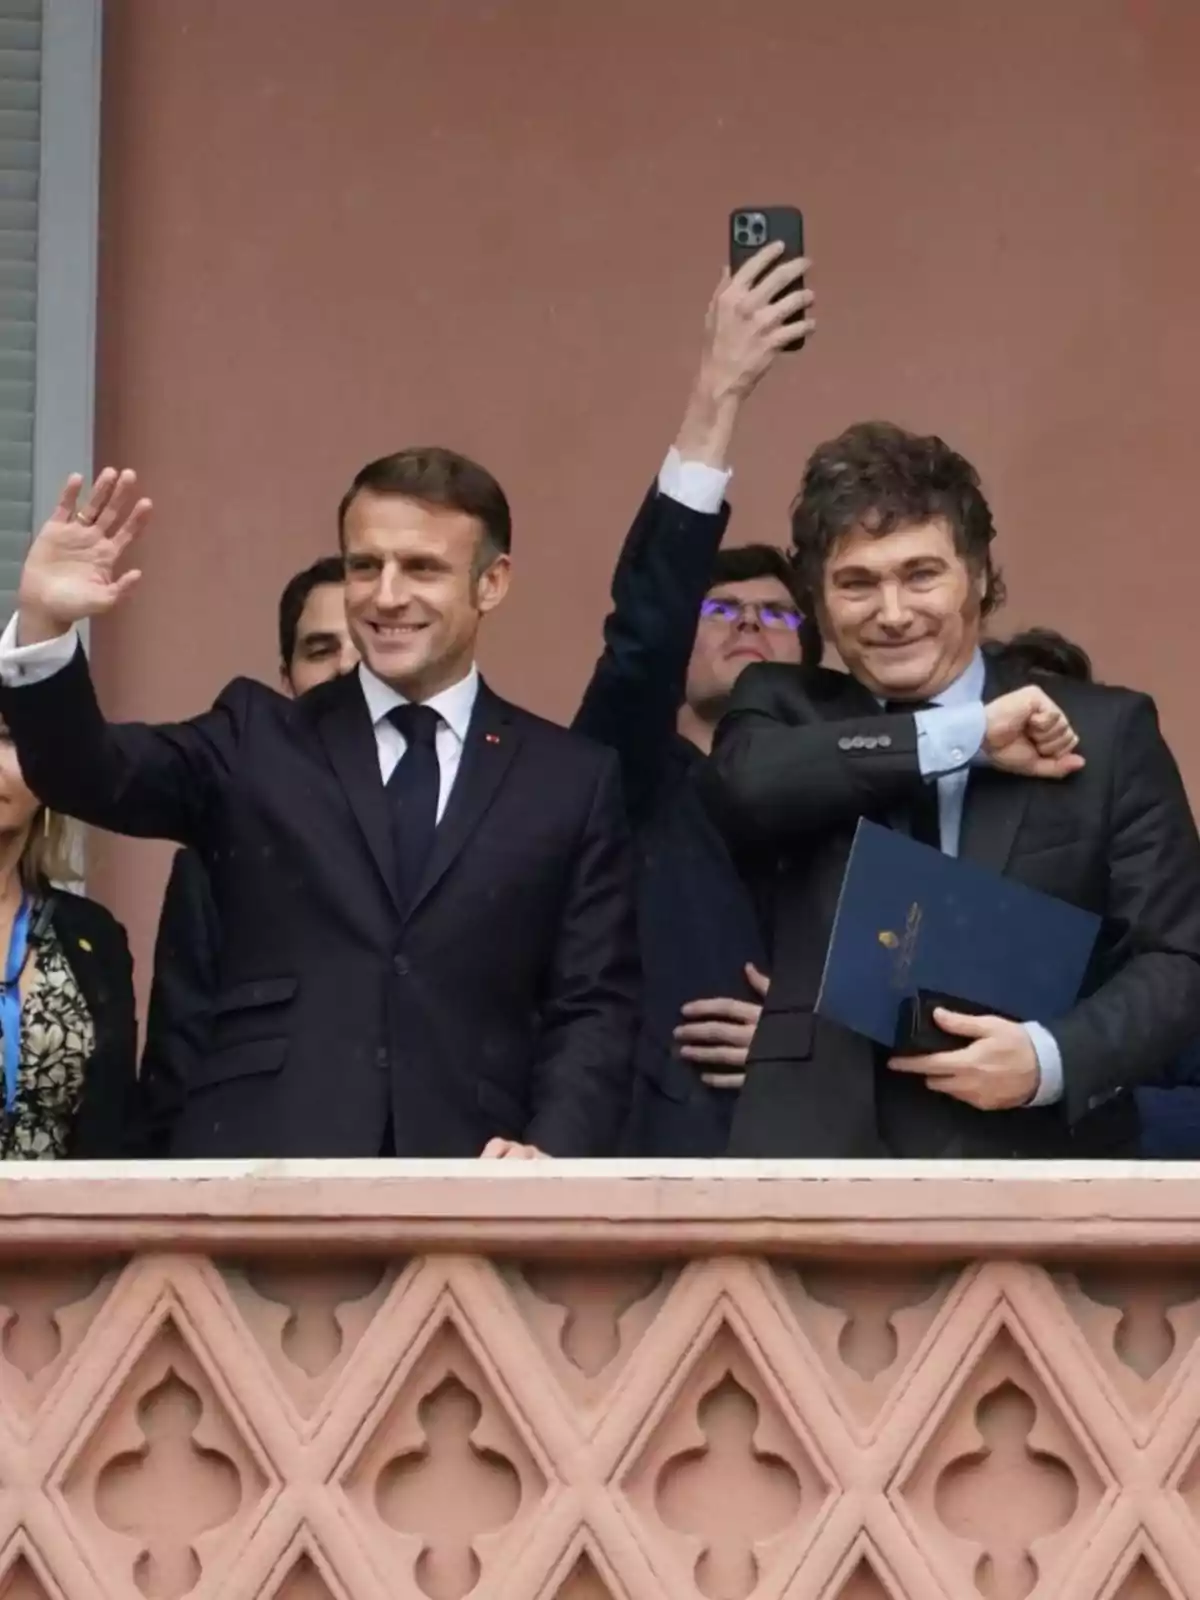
[0,617,479,823]
[358,660,478,820]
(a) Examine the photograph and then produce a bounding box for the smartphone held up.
[729,206,808,352]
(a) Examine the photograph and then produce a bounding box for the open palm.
[18,469,152,633]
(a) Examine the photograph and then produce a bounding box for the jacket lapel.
[958,651,1033,873]
[408,682,521,917]
[311,673,404,913]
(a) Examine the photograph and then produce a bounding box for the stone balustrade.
[0,1159,1195,1600]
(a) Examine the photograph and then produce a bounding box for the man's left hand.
[886,1008,1039,1110]
[480,1138,549,1160]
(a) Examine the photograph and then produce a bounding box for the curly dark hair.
[995,627,1093,683]
[789,421,1006,617]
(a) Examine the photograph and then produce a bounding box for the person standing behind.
[575,242,816,1154]
[0,449,638,1160]
[138,555,356,1154]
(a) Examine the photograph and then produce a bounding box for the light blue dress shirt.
[906,651,1063,1107]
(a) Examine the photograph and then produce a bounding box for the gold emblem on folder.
[879,902,923,989]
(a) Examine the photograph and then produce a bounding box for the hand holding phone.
[729,207,810,352]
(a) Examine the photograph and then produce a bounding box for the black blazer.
[574,486,764,1156]
[705,653,1200,1159]
[139,846,220,1156]
[1,648,639,1159]
[38,887,138,1158]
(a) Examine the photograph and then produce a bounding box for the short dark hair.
[336,446,512,566]
[996,626,1093,682]
[790,421,1006,617]
[708,543,822,664]
[278,555,345,667]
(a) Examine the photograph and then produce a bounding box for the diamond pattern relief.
[0,1232,1189,1600]
[55,1297,275,1600]
[0,1260,124,1423]
[218,1258,400,1420]
[498,1260,677,1417]
[621,1307,833,1599]
[0,1556,51,1600]
[773,1263,964,1430]
[895,1314,1109,1600]
[1051,1265,1200,1424]
[338,1291,549,1598]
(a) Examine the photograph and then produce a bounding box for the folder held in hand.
[815,819,1101,1047]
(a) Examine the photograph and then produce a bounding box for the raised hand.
[17,469,152,644]
[674,244,815,469]
[983,686,1085,779]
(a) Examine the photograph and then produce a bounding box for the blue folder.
[815,819,1101,1047]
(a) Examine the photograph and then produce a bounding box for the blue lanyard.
[0,894,31,1114]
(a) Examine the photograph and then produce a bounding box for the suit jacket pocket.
[476,1078,528,1135]
[212,976,298,1015]
[211,976,298,1045]
[189,1036,287,1091]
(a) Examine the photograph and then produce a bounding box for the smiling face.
[684,573,804,716]
[341,491,510,698]
[282,581,358,696]
[819,517,985,700]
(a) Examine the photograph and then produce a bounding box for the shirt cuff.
[913,702,986,778]
[657,447,732,515]
[1023,1021,1063,1107]
[0,613,80,687]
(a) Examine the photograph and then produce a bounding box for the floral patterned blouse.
[0,920,94,1160]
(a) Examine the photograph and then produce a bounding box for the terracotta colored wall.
[0,1161,1197,1599]
[93,0,1200,999]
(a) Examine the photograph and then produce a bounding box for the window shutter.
[0,0,39,624]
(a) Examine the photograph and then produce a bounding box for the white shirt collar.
[357,661,480,744]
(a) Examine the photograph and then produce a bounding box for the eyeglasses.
[700,598,804,632]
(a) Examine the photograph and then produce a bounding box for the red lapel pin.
[485,733,501,744]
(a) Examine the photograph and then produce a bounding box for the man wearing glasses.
[575,242,815,1155]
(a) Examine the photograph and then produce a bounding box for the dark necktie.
[884,699,942,850]
[386,703,441,905]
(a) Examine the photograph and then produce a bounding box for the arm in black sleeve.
[703,661,928,845]
[1050,695,1200,1116]
[573,485,730,819]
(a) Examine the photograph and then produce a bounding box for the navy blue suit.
[574,487,764,1155]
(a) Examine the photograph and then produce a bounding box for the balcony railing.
[0,1158,1194,1600]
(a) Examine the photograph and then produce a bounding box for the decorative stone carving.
[0,1169,1194,1600]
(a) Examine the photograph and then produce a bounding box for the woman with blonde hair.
[0,715,136,1157]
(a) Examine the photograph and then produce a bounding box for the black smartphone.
[729,206,807,351]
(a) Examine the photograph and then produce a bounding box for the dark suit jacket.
[705,653,1200,1158]
[139,847,220,1156]
[40,887,139,1157]
[574,486,765,1156]
[1,647,638,1158]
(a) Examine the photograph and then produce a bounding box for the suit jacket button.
[879,733,892,748]
[838,736,853,751]
[863,736,878,750]
[393,955,410,977]
[850,735,866,750]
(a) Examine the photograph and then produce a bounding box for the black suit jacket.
[40,887,139,1157]
[1,648,639,1158]
[574,486,764,1155]
[705,654,1200,1158]
[139,846,220,1156]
